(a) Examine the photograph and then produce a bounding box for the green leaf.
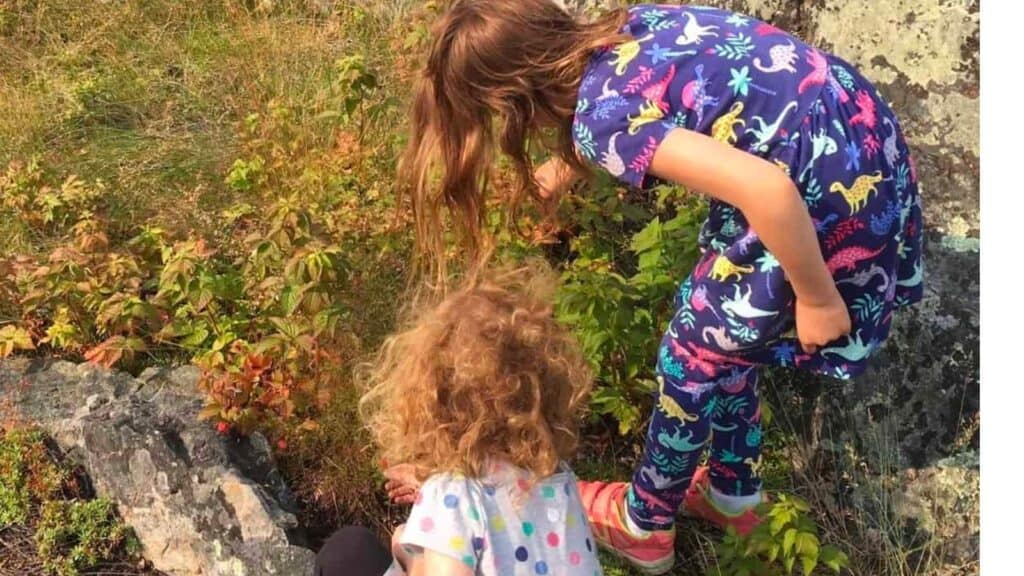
[801,555,816,576]
[268,317,306,340]
[0,325,35,358]
[770,513,788,535]
[795,533,819,559]
[630,219,662,253]
[197,404,223,421]
[124,336,147,352]
[820,547,849,572]
[180,326,210,349]
[783,528,797,554]
[193,288,215,312]
[314,110,342,122]
[211,332,237,352]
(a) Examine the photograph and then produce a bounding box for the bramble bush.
[715,495,850,576]
[554,178,705,434]
[1,68,405,445]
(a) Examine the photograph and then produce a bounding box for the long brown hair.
[358,261,593,480]
[400,0,628,281]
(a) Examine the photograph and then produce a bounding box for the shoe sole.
[684,494,762,536]
[594,538,675,575]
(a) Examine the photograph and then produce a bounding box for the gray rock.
[771,233,978,569]
[825,232,979,466]
[0,359,316,576]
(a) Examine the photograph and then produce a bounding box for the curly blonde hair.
[359,262,592,480]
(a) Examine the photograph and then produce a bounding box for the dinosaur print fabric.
[572,4,924,530]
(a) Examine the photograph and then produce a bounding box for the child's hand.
[795,290,852,354]
[384,464,422,505]
[534,157,581,202]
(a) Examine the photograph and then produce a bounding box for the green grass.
[1,0,411,258]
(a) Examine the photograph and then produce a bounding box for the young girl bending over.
[361,265,603,575]
[401,1,924,573]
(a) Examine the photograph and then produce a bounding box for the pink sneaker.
[576,481,675,575]
[682,466,764,536]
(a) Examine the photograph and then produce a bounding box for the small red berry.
[216,422,230,435]
[276,439,288,451]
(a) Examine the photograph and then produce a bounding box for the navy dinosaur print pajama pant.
[626,338,762,531]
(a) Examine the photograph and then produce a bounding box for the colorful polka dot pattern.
[398,465,602,575]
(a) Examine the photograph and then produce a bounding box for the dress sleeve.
[573,63,681,191]
[399,474,486,572]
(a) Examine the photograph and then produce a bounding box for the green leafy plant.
[1,84,406,440]
[1,428,67,527]
[35,499,139,576]
[2,427,140,576]
[555,179,705,433]
[715,494,850,576]
[0,324,35,358]
[0,158,105,233]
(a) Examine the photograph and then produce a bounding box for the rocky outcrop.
[0,359,316,576]
[822,233,979,467]
[782,233,979,570]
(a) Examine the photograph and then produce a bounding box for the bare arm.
[391,525,413,572]
[649,128,851,351]
[407,549,474,576]
[534,157,583,201]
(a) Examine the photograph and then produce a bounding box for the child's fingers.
[387,486,418,503]
[390,491,417,505]
[388,486,416,499]
[395,487,419,502]
[385,479,419,492]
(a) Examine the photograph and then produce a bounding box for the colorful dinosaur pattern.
[675,11,719,46]
[746,101,798,153]
[830,171,884,214]
[849,89,878,130]
[681,64,719,125]
[827,244,887,274]
[610,33,654,76]
[821,330,876,362]
[657,376,699,423]
[797,48,828,95]
[709,254,755,282]
[753,41,798,74]
[711,101,745,144]
[657,427,709,452]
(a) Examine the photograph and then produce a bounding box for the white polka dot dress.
[390,461,603,575]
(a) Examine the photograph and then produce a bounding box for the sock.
[709,487,761,515]
[623,486,652,537]
[625,509,652,537]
